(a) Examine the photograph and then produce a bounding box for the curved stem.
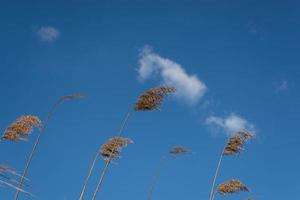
[147,155,167,200]
[209,151,224,200]
[79,152,99,200]
[14,97,68,200]
[91,159,111,200]
[117,106,133,137]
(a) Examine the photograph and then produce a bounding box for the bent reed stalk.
[14,94,82,200]
[78,107,132,200]
[147,147,191,200]
[91,137,132,200]
[208,131,255,200]
[78,86,176,200]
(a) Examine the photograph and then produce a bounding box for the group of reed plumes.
[1,86,256,200]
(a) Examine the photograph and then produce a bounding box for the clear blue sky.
[1,0,300,199]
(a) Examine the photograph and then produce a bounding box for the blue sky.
[1,0,300,199]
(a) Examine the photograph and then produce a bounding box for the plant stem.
[14,97,68,200]
[147,155,167,200]
[91,159,111,200]
[209,137,231,200]
[79,152,99,200]
[117,106,133,137]
[209,150,224,200]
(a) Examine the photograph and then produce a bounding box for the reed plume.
[135,86,176,111]
[0,164,32,196]
[13,93,83,200]
[147,146,191,200]
[209,130,255,200]
[79,86,175,200]
[91,136,132,200]
[1,115,41,142]
[217,179,249,195]
[223,131,255,156]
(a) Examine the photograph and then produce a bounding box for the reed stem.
[209,138,230,200]
[79,152,99,200]
[147,155,167,200]
[91,159,111,200]
[14,97,70,200]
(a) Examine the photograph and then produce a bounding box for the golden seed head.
[169,146,191,155]
[2,115,41,141]
[223,130,255,156]
[100,136,133,160]
[217,179,249,195]
[134,86,176,111]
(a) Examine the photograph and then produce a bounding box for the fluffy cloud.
[138,46,207,104]
[205,113,255,135]
[37,26,60,42]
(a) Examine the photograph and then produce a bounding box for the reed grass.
[147,146,191,200]
[12,93,82,200]
[209,131,255,200]
[0,164,31,196]
[91,136,132,200]
[217,179,249,195]
[78,86,176,200]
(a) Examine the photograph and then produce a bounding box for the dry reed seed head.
[2,115,41,141]
[134,86,176,111]
[223,130,255,156]
[217,179,249,195]
[100,136,133,160]
[60,93,84,100]
[169,146,191,155]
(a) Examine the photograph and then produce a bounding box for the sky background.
[1,0,300,199]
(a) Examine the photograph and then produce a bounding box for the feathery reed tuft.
[217,179,249,195]
[0,164,31,195]
[134,86,176,111]
[100,136,133,160]
[223,131,255,156]
[2,115,41,141]
[169,146,191,155]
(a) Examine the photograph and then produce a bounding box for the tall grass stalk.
[147,147,191,200]
[78,108,132,200]
[209,146,225,200]
[14,94,82,200]
[208,131,255,200]
[91,159,111,200]
[79,86,175,199]
[147,155,167,200]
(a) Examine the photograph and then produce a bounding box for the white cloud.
[205,113,255,135]
[138,46,207,104]
[37,26,60,42]
[276,80,288,92]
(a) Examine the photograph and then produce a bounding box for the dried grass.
[217,179,249,195]
[169,146,191,155]
[134,86,176,111]
[100,136,133,160]
[2,115,41,141]
[223,131,255,156]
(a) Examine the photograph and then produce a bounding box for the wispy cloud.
[137,46,207,104]
[276,80,288,92]
[205,113,255,135]
[37,26,60,42]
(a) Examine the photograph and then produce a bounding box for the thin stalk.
[209,138,230,200]
[117,106,133,137]
[79,152,99,200]
[14,97,69,200]
[209,150,224,200]
[147,155,167,200]
[91,159,111,200]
